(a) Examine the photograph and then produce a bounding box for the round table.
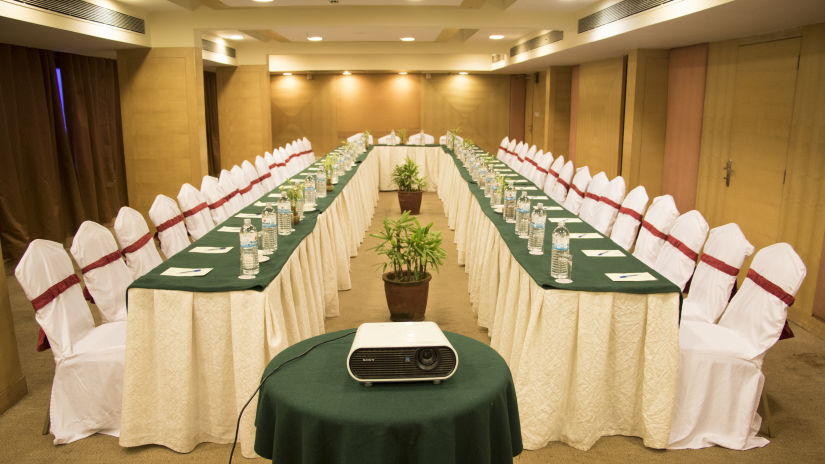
[254,330,522,463]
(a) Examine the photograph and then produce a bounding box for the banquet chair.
[652,210,709,291]
[272,149,289,186]
[255,155,276,192]
[347,132,363,143]
[518,145,538,178]
[378,131,400,145]
[562,165,591,215]
[496,136,509,160]
[200,176,233,224]
[503,139,517,166]
[578,171,609,224]
[218,169,245,214]
[113,206,163,279]
[669,243,806,450]
[242,160,266,199]
[15,239,127,444]
[282,143,298,175]
[681,223,755,323]
[549,160,574,204]
[70,221,131,323]
[609,185,649,251]
[542,154,565,196]
[632,194,680,267]
[511,142,526,170]
[277,146,293,178]
[148,194,191,258]
[292,139,309,169]
[264,151,286,188]
[591,175,626,235]
[302,136,315,163]
[231,165,256,206]
[532,150,552,187]
[408,131,434,145]
[177,183,215,240]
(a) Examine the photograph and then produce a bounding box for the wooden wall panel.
[0,241,26,414]
[117,47,208,216]
[509,75,525,143]
[574,57,626,176]
[544,66,572,158]
[524,71,545,149]
[338,74,420,137]
[661,44,707,210]
[568,66,579,163]
[216,65,272,169]
[270,74,338,156]
[622,49,669,196]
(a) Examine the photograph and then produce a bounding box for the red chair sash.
[699,253,739,277]
[525,157,538,168]
[238,183,253,195]
[224,189,240,203]
[182,202,208,218]
[584,192,600,201]
[259,172,272,181]
[618,206,643,221]
[155,214,183,233]
[80,249,124,274]
[641,220,668,240]
[549,168,559,179]
[747,268,795,306]
[570,183,585,198]
[600,196,621,210]
[209,196,228,210]
[536,164,549,174]
[665,235,699,262]
[557,177,570,191]
[122,231,153,255]
[30,273,81,352]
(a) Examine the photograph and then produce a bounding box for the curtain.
[0,43,127,261]
[204,71,221,176]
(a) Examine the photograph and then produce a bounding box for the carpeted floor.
[2,192,824,463]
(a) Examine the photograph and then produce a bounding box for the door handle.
[723,159,733,187]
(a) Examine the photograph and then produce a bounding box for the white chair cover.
[518,145,538,177]
[502,139,517,166]
[15,239,127,444]
[200,176,233,224]
[148,194,190,258]
[542,155,565,196]
[265,149,285,186]
[408,132,434,145]
[70,221,130,323]
[591,176,626,235]
[230,165,256,206]
[511,142,526,170]
[681,223,755,323]
[652,210,709,291]
[549,160,574,203]
[578,171,608,224]
[669,243,806,450]
[218,169,245,214]
[496,136,509,160]
[177,183,215,240]
[255,155,276,192]
[242,160,266,199]
[347,132,363,143]
[113,206,163,279]
[302,136,315,162]
[378,131,400,145]
[292,139,308,169]
[562,165,591,215]
[609,185,649,251]
[283,142,298,175]
[632,194,679,267]
[532,150,551,186]
[275,148,291,184]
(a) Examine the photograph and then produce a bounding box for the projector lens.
[416,348,439,371]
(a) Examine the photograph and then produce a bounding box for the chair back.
[496,136,509,160]
[242,160,266,199]
[632,194,679,267]
[682,223,755,323]
[549,160,574,203]
[230,165,256,206]
[518,145,537,177]
[16,240,95,358]
[254,155,276,191]
[532,150,551,186]
[542,155,565,196]
[578,171,609,224]
[114,206,163,279]
[591,176,626,235]
[609,185,649,251]
[718,243,806,358]
[70,221,131,323]
[200,176,233,224]
[562,166,591,215]
[652,210,709,291]
[148,194,191,258]
[177,182,215,240]
[218,169,245,214]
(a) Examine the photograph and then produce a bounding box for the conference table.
[120,142,681,458]
[254,330,522,464]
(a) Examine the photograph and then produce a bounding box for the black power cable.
[228,329,357,464]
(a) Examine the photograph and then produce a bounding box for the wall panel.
[337,74,420,137]
[544,66,572,158]
[574,57,626,176]
[270,74,338,156]
[216,65,272,169]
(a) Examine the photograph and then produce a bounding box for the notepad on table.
[547,217,582,223]
[583,249,625,257]
[218,226,241,233]
[190,246,233,254]
[268,193,282,198]
[606,272,656,282]
[236,213,261,219]
[569,232,602,239]
[161,267,213,277]
[527,196,549,201]
[515,186,538,191]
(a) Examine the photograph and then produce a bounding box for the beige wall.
[543,66,572,158]
[117,47,209,216]
[338,74,420,137]
[0,242,27,414]
[216,65,272,170]
[271,74,339,156]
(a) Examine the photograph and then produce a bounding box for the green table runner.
[254,330,522,464]
[445,147,679,294]
[129,146,373,293]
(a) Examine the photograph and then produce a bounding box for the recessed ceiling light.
[283,72,293,76]
[227,34,244,40]
[400,37,415,42]
[399,72,408,75]
[489,34,504,40]
[253,0,274,3]
[342,70,352,75]
[458,71,468,75]
[307,35,323,42]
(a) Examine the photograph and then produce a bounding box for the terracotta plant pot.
[382,271,431,322]
[397,190,423,215]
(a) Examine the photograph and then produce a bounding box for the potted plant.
[322,155,336,191]
[446,128,460,150]
[397,128,407,145]
[371,211,447,321]
[392,157,427,214]
[281,182,304,225]
[362,129,371,147]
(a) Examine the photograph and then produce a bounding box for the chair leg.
[41,405,50,436]
[760,388,773,438]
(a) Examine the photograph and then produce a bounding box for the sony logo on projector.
[347,322,458,386]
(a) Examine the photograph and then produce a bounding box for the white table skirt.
[373,145,443,192]
[434,150,680,450]
[120,153,379,457]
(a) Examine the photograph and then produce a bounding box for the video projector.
[347,322,458,386]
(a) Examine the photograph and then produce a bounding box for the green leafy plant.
[446,128,460,148]
[322,155,336,178]
[397,128,407,145]
[370,211,447,282]
[391,158,427,192]
[281,181,304,203]
[362,130,371,146]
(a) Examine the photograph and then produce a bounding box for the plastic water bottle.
[515,192,531,238]
[528,203,546,255]
[261,202,277,254]
[239,219,259,276]
[316,170,327,199]
[277,196,292,235]
[304,175,316,208]
[484,169,496,197]
[551,219,571,279]
[490,180,502,208]
[478,163,488,190]
[503,181,517,223]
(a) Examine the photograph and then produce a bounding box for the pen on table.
[180,269,202,274]
[618,273,638,279]
[597,251,608,256]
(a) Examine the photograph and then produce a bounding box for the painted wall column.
[216,65,273,169]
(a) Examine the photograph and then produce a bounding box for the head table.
[120,142,680,458]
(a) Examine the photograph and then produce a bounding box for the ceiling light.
[307,35,323,42]
[458,72,468,75]
[399,72,408,75]
[227,34,244,40]
[342,71,352,75]
[489,34,504,40]
[400,37,415,42]
[283,72,293,76]
[253,0,274,3]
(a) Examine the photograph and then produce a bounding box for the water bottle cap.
[536,202,544,209]
[243,218,251,225]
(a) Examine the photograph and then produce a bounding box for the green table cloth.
[255,330,523,464]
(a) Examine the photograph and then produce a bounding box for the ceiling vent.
[202,39,236,59]
[10,0,145,34]
[578,0,673,33]
[491,53,505,64]
[509,30,563,58]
